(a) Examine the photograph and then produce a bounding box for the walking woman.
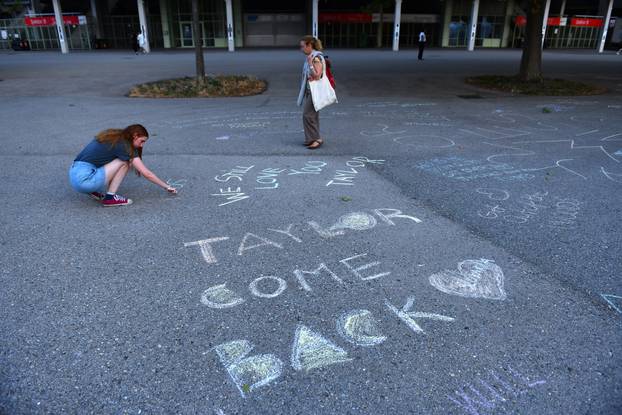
[69,124,177,207]
[137,31,147,53]
[131,31,139,54]
[297,35,325,150]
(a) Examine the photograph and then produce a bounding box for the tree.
[363,0,393,48]
[0,3,26,18]
[192,0,205,86]
[518,0,546,81]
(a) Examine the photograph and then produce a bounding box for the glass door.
[180,21,194,47]
[180,21,207,47]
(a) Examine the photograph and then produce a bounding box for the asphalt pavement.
[1,48,621,414]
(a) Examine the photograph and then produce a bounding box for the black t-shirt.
[74,139,133,167]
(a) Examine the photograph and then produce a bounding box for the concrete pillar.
[312,0,318,38]
[598,0,614,53]
[555,0,567,48]
[90,0,102,38]
[541,0,551,48]
[441,0,453,47]
[52,0,68,53]
[225,0,234,51]
[467,0,479,51]
[392,0,402,51]
[137,0,150,53]
[501,0,514,48]
[234,0,243,47]
[160,0,171,48]
[376,9,384,48]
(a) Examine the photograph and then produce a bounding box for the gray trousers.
[303,90,320,144]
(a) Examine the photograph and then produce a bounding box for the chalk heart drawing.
[429,259,507,301]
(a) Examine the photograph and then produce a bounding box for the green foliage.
[361,0,393,13]
[0,2,27,18]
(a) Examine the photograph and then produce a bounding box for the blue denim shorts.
[69,161,106,193]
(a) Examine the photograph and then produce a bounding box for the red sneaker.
[89,192,105,201]
[102,194,133,207]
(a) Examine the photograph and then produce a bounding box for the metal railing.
[0,17,93,50]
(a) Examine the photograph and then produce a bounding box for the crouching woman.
[69,124,177,207]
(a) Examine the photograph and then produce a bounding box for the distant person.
[137,31,147,54]
[11,33,21,51]
[69,124,177,207]
[297,35,326,150]
[418,31,426,60]
[132,31,139,54]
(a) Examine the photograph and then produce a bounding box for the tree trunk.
[192,0,205,86]
[518,0,545,81]
[376,8,383,48]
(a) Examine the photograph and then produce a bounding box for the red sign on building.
[319,13,373,23]
[515,16,565,27]
[25,15,81,27]
[569,17,603,28]
[547,17,562,26]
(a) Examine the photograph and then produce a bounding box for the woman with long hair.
[68,124,177,207]
[297,35,325,150]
